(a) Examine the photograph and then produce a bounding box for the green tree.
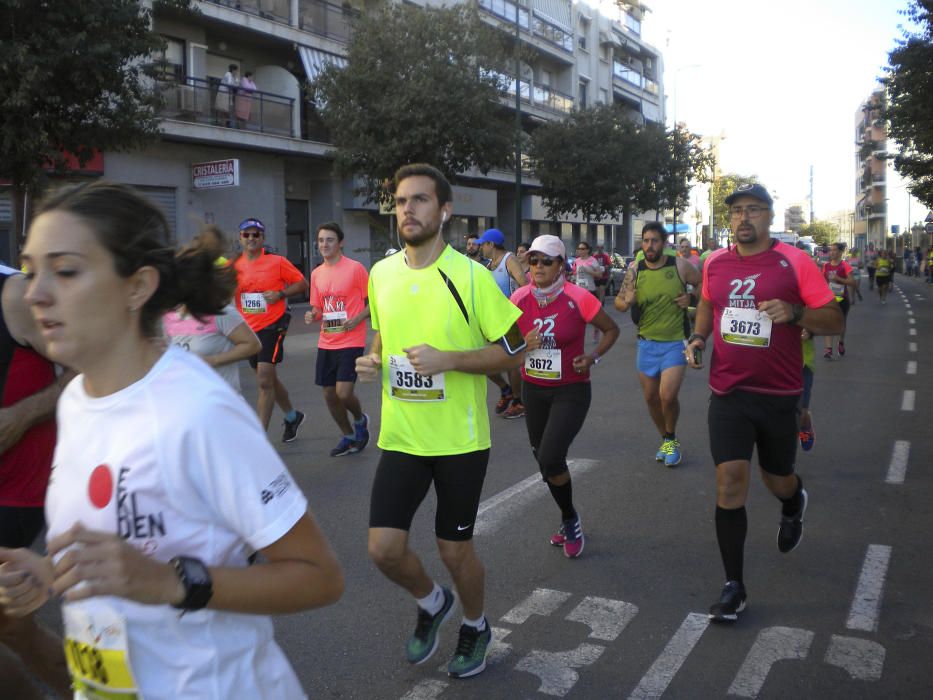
[710,173,760,234]
[528,104,644,222]
[529,107,712,238]
[312,4,515,204]
[885,0,933,207]
[0,0,192,250]
[799,220,839,246]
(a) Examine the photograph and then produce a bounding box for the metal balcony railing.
[478,0,530,30]
[299,0,358,42]
[203,0,290,24]
[155,77,294,137]
[532,84,573,114]
[613,63,643,88]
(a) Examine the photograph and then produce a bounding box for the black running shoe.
[777,488,808,553]
[708,580,747,622]
[282,410,305,443]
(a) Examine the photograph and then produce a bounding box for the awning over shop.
[298,46,347,83]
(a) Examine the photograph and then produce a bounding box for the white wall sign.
[192,159,239,189]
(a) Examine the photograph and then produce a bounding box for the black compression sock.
[715,505,747,584]
[779,475,803,516]
[547,480,576,521]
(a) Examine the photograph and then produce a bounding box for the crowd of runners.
[0,167,878,697]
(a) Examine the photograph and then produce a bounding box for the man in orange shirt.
[304,222,371,457]
[234,218,310,441]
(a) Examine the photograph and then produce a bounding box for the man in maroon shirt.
[686,184,843,622]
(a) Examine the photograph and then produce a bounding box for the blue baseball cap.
[724,183,773,207]
[239,218,266,232]
[477,228,505,246]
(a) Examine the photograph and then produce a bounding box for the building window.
[599,87,609,104]
[154,36,185,81]
[578,16,589,51]
[579,80,588,109]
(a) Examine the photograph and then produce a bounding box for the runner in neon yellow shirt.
[356,164,525,679]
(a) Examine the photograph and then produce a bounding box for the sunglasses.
[240,232,263,239]
[528,256,556,267]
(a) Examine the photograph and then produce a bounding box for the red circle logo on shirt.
[88,465,113,509]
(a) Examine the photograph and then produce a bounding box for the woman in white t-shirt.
[0,181,343,699]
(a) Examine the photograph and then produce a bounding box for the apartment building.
[854,89,888,252]
[0,0,665,270]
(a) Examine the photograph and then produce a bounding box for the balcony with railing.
[155,77,294,137]
[299,0,358,42]
[613,62,643,88]
[203,0,290,24]
[478,0,530,30]
[643,78,659,96]
[492,70,573,115]
[531,14,573,53]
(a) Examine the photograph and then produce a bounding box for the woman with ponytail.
[0,181,342,699]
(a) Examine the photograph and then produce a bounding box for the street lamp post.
[514,4,522,241]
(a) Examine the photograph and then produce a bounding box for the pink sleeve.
[566,284,601,322]
[791,251,835,308]
[841,261,853,277]
[358,263,369,300]
[701,256,712,300]
[308,269,321,307]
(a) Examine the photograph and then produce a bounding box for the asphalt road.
[31,276,930,699]
[242,274,933,700]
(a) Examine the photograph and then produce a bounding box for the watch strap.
[170,556,213,611]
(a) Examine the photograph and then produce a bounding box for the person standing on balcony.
[235,71,256,129]
[214,64,238,128]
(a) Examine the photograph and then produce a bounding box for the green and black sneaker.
[406,587,455,664]
[447,619,492,678]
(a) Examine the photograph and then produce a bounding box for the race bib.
[240,292,267,314]
[721,307,772,347]
[322,310,348,333]
[525,348,562,380]
[389,355,445,401]
[64,605,139,699]
[830,281,846,299]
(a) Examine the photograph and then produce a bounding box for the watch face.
[182,558,211,585]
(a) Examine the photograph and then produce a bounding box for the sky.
[641,0,929,229]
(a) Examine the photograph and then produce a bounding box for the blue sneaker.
[447,620,492,678]
[663,439,682,467]
[406,587,455,664]
[353,413,370,451]
[330,436,359,457]
[655,440,667,462]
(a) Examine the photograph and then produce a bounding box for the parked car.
[606,253,634,296]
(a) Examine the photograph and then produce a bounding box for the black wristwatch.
[170,556,213,611]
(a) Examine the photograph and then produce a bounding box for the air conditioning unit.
[178,85,198,113]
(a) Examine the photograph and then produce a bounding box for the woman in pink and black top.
[510,235,619,558]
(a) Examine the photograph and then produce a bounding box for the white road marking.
[473,459,600,536]
[501,588,572,625]
[566,596,638,641]
[907,361,917,375]
[846,544,892,632]
[824,635,886,681]
[908,317,916,325]
[727,626,814,697]
[514,642,605,696]
[909,328,917,336]
[886,441,910,485]
[628,613,709,700]
[487,626,514,665]
[401,680,447,699]
[909,342,917,352]
[901,390,916,411]
[907,309,914,315]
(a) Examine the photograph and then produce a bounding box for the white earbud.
[441,212,447,224]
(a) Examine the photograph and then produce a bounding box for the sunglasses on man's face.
[528,256,556,267]
[241,232,263,239]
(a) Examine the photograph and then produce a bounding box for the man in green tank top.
[615,222,702,466]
